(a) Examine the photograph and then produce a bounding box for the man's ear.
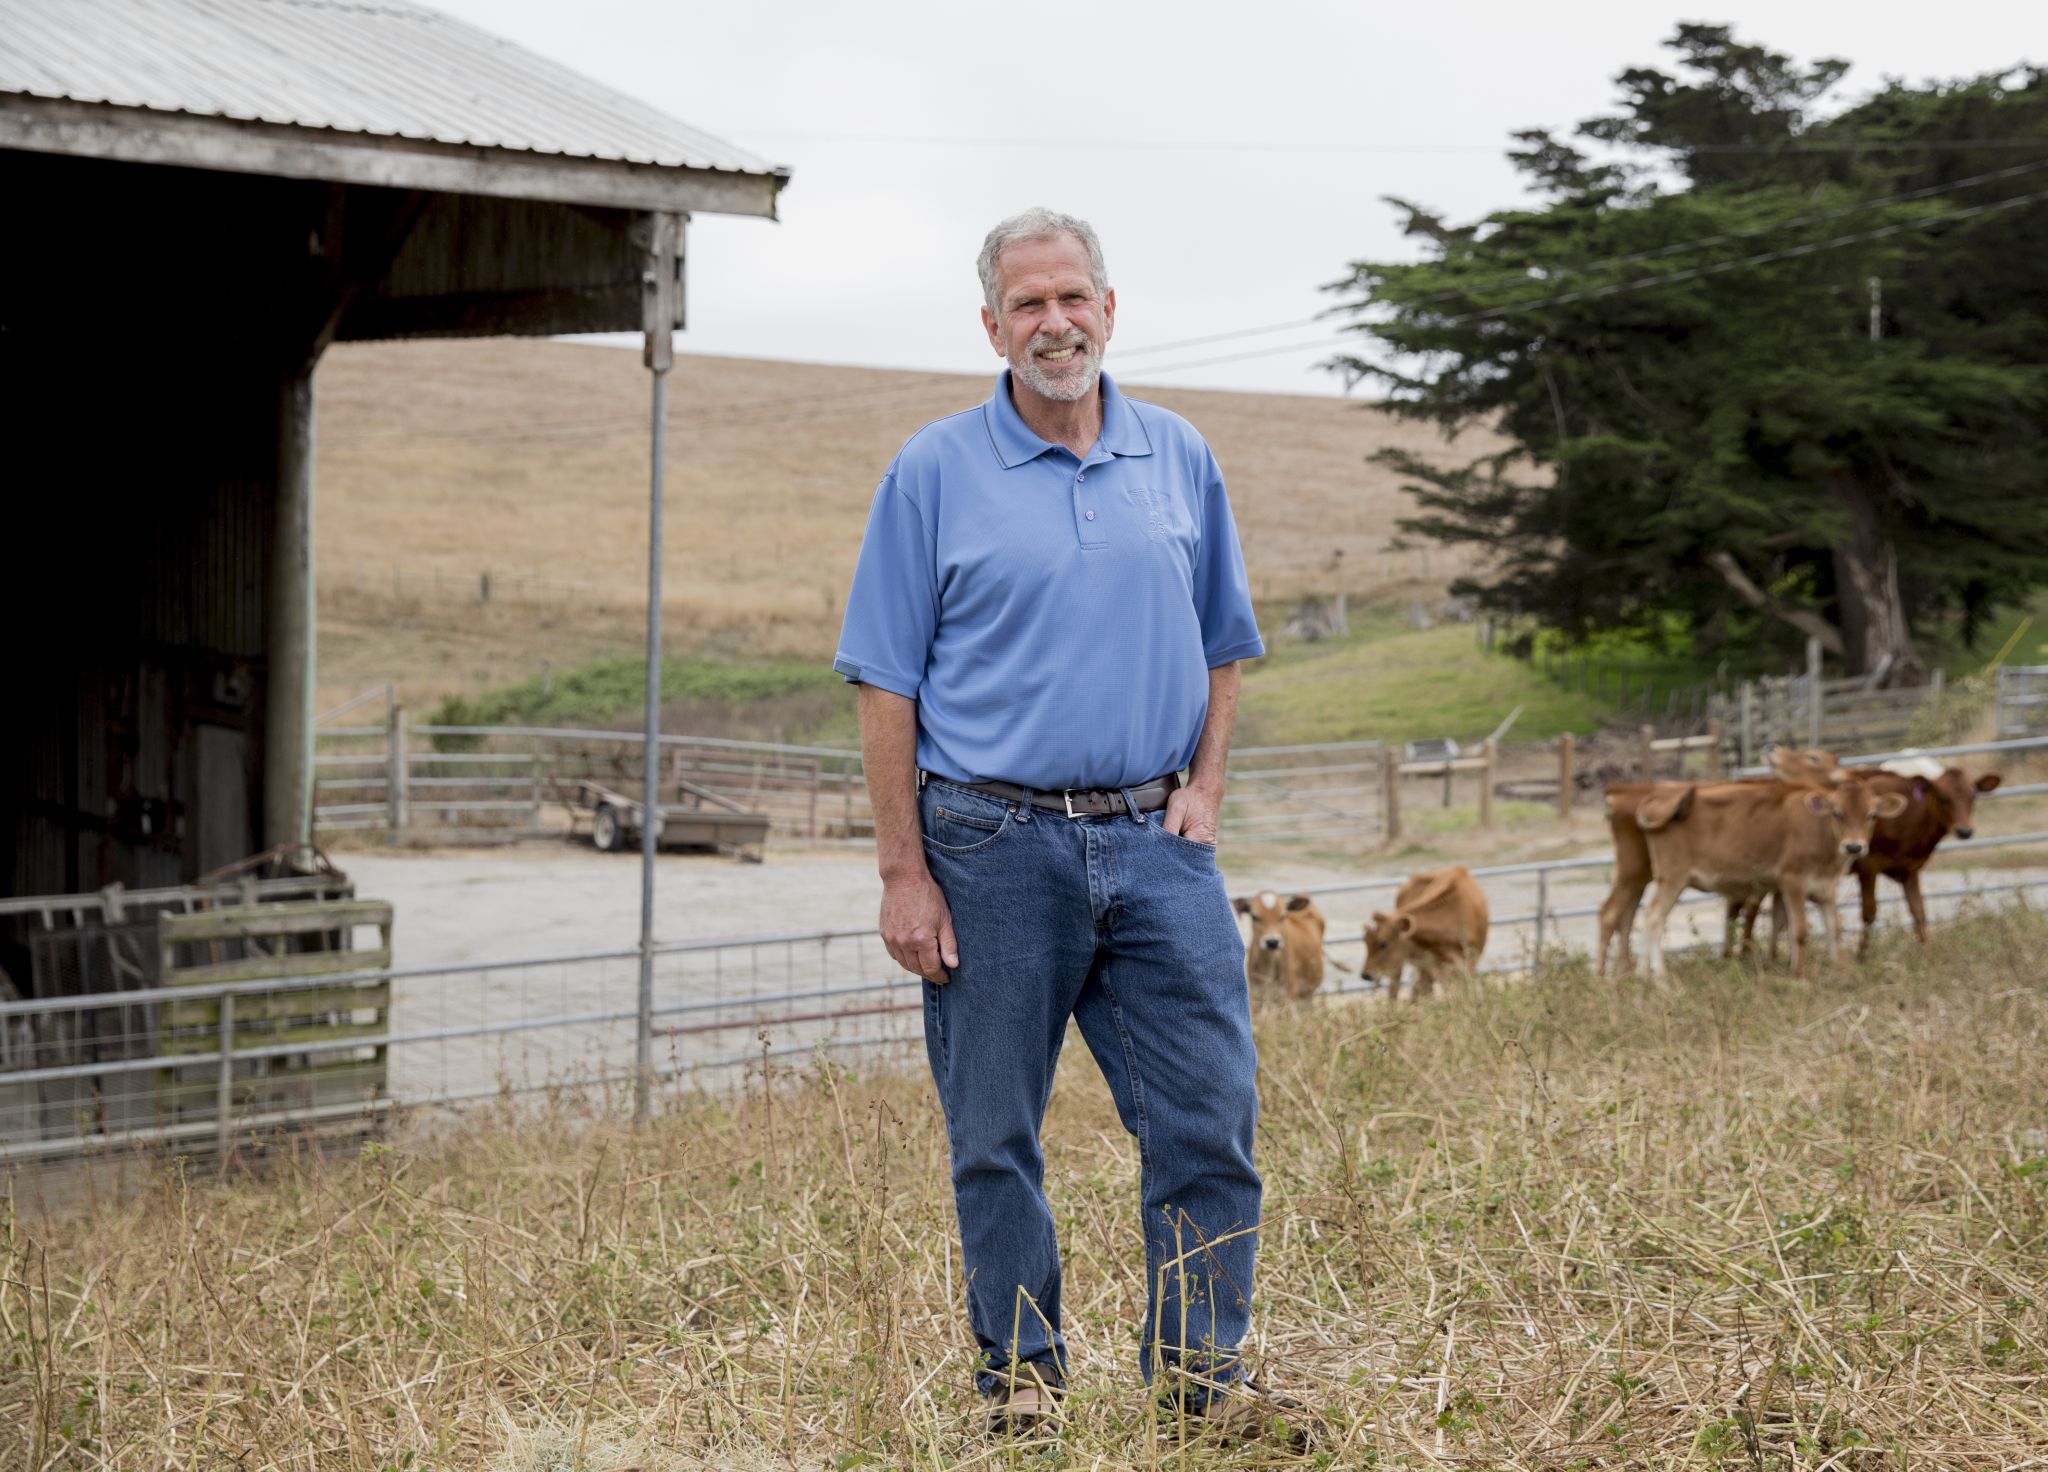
[1285,894,1315,913]
[980,304,1005,357]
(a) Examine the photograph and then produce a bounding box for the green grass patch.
[1241,615,1618,745]
[428,654,855,745]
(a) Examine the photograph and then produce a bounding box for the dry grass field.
[7,909,2044,1470]
[315,341,1506,707]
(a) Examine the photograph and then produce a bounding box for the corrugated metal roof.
[0,0,786,179]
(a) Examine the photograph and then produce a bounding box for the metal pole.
[636,367,667,1124]
[1534,868,1548,967]
[216,993,236,1161]
[634,211,683,1125]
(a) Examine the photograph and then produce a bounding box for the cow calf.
[1233,891,1327,1002]
[1361,866,1489,1001]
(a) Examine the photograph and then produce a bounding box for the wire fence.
[7,815,2044,1163]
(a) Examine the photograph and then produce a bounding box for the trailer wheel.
[592,803,623,852]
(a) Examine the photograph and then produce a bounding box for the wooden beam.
[297,188,430,377]
[337,283,641,340]
[0,97,786,219]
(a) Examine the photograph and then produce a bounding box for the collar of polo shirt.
[983,370,1155,469]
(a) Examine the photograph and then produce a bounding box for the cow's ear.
[1285,893,1315,913]
[1977,773,2003,793]
[1394,914,1416,936]
[1231,896,1252,915]
[1874,793,1907,818]
[1369,910,1390,926]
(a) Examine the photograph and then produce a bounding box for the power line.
[731,128,2048,157]
[1124,182,2048,379]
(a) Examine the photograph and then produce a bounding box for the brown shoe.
[982,1362,1064,1440]
[1160,1377,1317,1450]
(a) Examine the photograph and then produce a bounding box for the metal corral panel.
[0,0,786,179]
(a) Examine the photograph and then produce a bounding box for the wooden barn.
[0,0,787,995]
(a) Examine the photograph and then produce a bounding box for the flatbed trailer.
[567,778,769,861]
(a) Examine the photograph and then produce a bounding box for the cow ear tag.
[1806,793,1828,815]
[1912,779,1927,802]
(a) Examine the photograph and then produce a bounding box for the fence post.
[1534,867,1549,968]
[1806,636,1824,746]
[387,703,408,837]
[1381,749,1402,845]
[215,992,236,1161]
[1739,682,1756,767]
[1704,719,1724,778]
[1479,740,1496,831]
[1638,724,1656,781]
[1557,733,1575,823]
[531,753,544,830]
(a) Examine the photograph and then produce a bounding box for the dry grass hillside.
[315,341,1507,706]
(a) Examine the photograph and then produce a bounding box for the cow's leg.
[1722,898,1743,959]
[1382,967,1402,1004]
[1903,869,1931,944]
[1641,877,1687,980]
[1414,963,1437,1000]
[1781,877,1812,979]
[1764,892,1785,965]
[1597,874,1645,977]
[1816,882,1844,970]
[1857,868,1879,958]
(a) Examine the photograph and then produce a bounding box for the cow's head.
[1767,744,1848,788]
[1361,910,1418,983]
[1234,891,1318,955]
[1805,779,1908,859]
[1916,767,2001,840]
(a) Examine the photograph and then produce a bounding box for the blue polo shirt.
[833,371,1264,790]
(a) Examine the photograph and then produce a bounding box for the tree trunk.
[1829,471,1927,687]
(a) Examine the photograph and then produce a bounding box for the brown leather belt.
[922,770,1180,818]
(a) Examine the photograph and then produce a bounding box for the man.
[833,208,1271,1436]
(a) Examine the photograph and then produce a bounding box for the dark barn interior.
[0,0,784,999]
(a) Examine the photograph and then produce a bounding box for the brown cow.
[1853,765,2001,952]
[1636,778,1905,978]
[1597,746,1845,975]
[1233,891,1327,1001]
[1361,867,1488,1001]
[1731,762,2003,961]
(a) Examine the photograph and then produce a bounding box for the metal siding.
[0,0,786,180]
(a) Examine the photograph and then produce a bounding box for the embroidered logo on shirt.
[1124,485,1174,542]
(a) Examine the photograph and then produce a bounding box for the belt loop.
[1119,786,1144,824]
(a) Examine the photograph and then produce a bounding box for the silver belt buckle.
[1062,789,1078,819]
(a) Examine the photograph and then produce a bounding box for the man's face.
[981,234,1115,404]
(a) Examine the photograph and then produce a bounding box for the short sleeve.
[832,472,938,698]
[1190,448,1265,666]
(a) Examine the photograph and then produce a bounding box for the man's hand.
[880,869,960,983]
[1161,781,1222,845]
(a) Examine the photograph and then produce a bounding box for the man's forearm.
[858,684,927,880]
[1185,662,1242,795]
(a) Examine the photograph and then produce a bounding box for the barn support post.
[634,210,685,1126]
[264,374,317,859]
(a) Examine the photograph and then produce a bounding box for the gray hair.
[977,207,1109,318]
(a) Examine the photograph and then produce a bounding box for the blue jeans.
[917,776,1262,1401]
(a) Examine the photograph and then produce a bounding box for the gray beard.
[1010,340,1102,402]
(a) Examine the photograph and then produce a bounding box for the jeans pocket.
[1150,813,1217,855]
[923,794,1014,855]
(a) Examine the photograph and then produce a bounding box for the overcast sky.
[435,1,2040,397]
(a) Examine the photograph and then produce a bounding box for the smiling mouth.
[1038,345,1081,363]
